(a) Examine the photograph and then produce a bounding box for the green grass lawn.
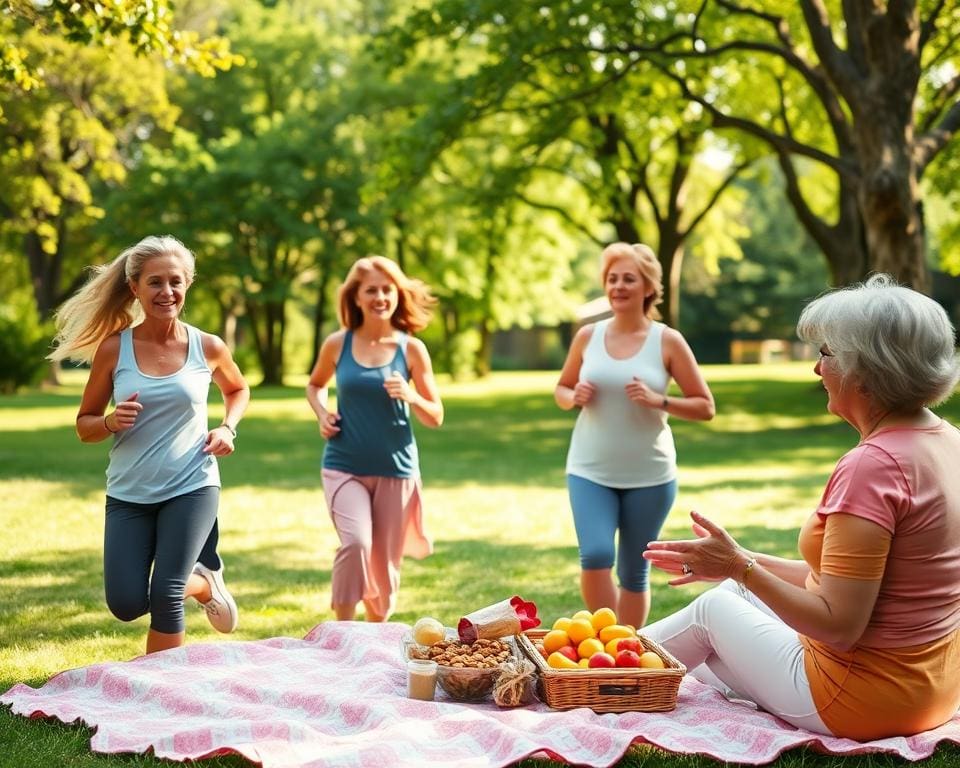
[1,365,958,767]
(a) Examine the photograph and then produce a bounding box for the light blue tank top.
[322,330,419,478]
[565,319,676,488]
[106,324,220,503]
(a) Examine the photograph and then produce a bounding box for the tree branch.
[657,5,856,156]
[679,156,755,240]
[926,26,960,73]
[655,63,860,180]
[776,149,838,256]
[915,99,960,171]
[920,0,949,50]
[886,0,916,31]
[919,71,960,134]
[664,131,693,230]
[637,158,663,229]
[619,131,653,225]
[513,191,605,245]
[799,0,862,101]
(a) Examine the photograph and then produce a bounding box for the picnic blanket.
[3,622,959,767]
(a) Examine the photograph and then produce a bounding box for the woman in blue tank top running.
[49,236,250,654]
[555,242,715,629]
[307,256,444,622]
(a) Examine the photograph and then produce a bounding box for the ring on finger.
[681,562,693,576]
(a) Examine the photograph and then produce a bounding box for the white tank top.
[565,319,677,488]
[106,324,220,502]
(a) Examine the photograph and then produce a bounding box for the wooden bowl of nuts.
[405,635,515,702]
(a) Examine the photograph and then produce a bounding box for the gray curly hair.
[797,274,959,410]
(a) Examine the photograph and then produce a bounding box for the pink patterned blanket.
[3,622,958,767]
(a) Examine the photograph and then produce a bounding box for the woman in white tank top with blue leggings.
[555,242,715,628]
[49,236,250,655]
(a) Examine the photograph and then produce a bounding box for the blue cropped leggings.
[104,486,219,634]
[567,474,677,592]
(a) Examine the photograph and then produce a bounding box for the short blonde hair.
[600,242,663,319]
[338,256,436,333]
[49,236,195,363]
[797,274,959,410]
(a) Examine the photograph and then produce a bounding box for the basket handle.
[597,682,641,696]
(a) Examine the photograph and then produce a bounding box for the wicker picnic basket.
[517,629,685,713]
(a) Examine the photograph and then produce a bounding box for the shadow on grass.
[0,524,791,679]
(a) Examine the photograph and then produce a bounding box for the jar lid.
[407,658,438,672]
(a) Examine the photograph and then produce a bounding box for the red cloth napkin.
[458,595,540,642]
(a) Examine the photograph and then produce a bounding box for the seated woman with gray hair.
[642,274,960,740]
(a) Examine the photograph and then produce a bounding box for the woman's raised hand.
[572,380,597,407]
[625,376,661,408]
[644,511,744,586]
[383,370,414,403]
[318,410,341,440]
[109,392,142,432]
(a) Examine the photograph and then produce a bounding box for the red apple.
[557,645,579,663]
[615,649,641,668]
[616,638,642,655]
[587,652,616,669]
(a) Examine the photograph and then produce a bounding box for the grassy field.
[1,365,958,768]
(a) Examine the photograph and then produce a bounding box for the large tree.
[0,24,178,323]
[97,1,373,385]
[379,2,755,328]
[649,0,960,290]
[388,1,959,293]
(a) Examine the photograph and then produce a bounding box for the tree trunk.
[25,231,65,385]
[850,5,927,291]
[246,298,286,386]
[474,238,497,378]
[854,110,927,290]
[657,238,684,329]
[262,300,285,386]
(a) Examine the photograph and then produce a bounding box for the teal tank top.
[322,330,419,478]
[106,324,220,502]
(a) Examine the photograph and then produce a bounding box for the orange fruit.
[598,624,635,643]
[591,607,617,632]
[567,618,597,645]
[552,617,572,633]
[577,637,605,659]
[542,629,571,654]
[572,609,594,622]
[639,651,666,669]
[547,651,580,670]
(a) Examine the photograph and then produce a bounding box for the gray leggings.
[104,486,219,634]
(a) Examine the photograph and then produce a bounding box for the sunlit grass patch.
[1,364,959,767]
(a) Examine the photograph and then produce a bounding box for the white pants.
[643,581,830,733]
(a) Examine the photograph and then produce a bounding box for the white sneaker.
[193,562,239,633]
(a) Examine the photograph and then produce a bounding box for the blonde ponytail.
[48,236,195,363]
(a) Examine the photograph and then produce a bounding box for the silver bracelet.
[219,423,237,438]
[737,557,757,598]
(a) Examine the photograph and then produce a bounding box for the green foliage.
[93,0,389,384]
[1,0,241,99]
[0,298,52,393]
[681,162,831,362]
[0,26,177,251]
